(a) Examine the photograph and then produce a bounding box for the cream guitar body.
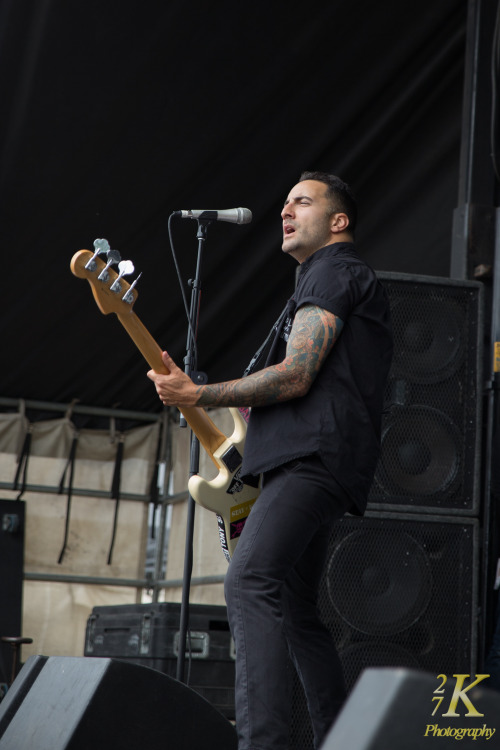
[188,407,259,561]
[71,243,259,560]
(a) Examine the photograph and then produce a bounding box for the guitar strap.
[242,301,292,377]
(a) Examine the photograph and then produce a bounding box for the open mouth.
[284,224,295,236]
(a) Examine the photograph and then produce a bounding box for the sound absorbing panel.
[369,273,483,515]
[289,512,479,750]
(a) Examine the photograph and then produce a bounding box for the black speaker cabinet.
[287,274,484,748]
[320,513,478,683]
[370,273,483,515]
[0,655,237,750]
[289,512,479,750]
[0,499,25,687]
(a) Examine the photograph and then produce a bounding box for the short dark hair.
[299,171,357,235]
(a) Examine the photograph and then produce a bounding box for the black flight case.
[84,602,235,719]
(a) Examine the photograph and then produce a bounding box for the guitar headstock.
[70,240,140,316]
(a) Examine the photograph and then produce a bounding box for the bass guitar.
[70,241,259,561]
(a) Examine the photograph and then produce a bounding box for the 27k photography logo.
[424,674,496,741]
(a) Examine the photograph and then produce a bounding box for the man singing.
[148,171,393,749]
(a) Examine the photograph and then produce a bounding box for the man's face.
[281,180,335,263]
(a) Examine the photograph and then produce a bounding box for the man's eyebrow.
[283,194,313,205]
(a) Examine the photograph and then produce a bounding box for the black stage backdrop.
[0,0,468,413]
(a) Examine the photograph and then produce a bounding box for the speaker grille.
[320,513,478,682]
[289,512,478,749]
[369,273,483,514]
[325,525,433,636]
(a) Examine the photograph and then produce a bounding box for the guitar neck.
[117,310,227,461]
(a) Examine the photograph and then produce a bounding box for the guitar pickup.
[221,445,242,473]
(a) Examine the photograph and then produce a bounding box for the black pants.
[224,455,352,750]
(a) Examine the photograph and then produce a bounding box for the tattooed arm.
[147,304,344,408]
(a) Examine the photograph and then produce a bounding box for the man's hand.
[147,351,200,407]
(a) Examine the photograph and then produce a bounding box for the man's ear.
[330,212,349,233]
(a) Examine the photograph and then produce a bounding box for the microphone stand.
[176,216,211,683]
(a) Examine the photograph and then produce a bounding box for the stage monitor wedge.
[321,668,499,749]
[0,655,237,750]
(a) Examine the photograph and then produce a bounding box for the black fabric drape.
[0,0,467,410]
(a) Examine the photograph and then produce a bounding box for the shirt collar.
[298,241,355,274]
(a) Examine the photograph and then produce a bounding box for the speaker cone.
[324,528,432,636]
[376,405,461,498]
[390,297,464,384]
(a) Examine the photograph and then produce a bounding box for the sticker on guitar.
[70,240,260,561]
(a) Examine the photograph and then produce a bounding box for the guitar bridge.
[221,445,242,473]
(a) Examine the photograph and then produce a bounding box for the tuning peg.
[110,259,135,293]
[85,238,111,271]
[122,272,142,305]
[98,248,122,282]
[94,238,110,254]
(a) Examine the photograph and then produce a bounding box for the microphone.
[175,207,252,225]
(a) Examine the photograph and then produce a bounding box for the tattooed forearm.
[195,305,343,408]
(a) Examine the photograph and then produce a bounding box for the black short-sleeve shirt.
[241,242,393,515]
